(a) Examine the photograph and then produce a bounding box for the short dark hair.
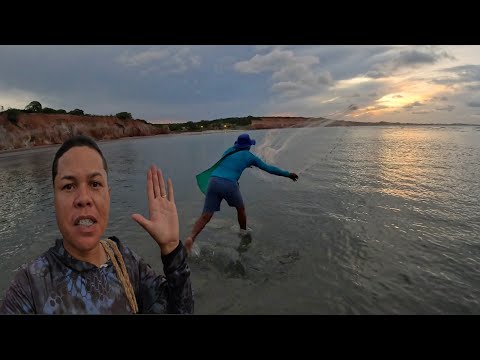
[52,135,108,184]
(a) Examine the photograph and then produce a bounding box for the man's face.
[54,146,110,253]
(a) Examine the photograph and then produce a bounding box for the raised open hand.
[132,165,179,255]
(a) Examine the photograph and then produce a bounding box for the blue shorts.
[202,176,244,213]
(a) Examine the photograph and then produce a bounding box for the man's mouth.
[74,216,98,227]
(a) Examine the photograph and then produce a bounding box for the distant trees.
[6,109,21,124]
[25,101,42,112]
[22,101,85,116]
[166,116,256,132]
[41,107,57,114]
[166,123,184,131]
[68,109,84,116]
[2,100,139,121]
[115,112,132,120]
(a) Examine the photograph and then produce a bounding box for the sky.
[1,45,480,124]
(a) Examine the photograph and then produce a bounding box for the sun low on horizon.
[347,76,456,120]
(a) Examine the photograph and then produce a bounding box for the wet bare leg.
[185,212,214,254]
[237,206,246,230]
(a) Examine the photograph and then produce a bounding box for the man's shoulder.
[108,235,121,246]
[222,146,236,155]
[245,150,259,160]
[107,236,139,259]
[224,148,255,157]
[17,251,52,279]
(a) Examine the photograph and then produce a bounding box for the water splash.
[253,106,358,179]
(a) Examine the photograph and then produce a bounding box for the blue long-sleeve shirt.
[211,147,290,182]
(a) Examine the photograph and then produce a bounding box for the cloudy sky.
[1,45,480,124]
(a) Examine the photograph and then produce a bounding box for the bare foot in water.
[185,236,193,256]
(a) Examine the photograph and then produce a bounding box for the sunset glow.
[0,45,479,124]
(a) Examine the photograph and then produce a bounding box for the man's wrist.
[160,240,180,256]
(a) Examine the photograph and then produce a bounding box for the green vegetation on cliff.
[0,101,169,152]
[161,115,259,132]
[1,101,144,124]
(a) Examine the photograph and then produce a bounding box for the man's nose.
[74,184,92,208]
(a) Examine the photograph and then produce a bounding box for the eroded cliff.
[0,113,169,151]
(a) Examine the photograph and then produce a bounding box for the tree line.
[163,116,259,132]
[2,100,259,131]
[1,101,133,124]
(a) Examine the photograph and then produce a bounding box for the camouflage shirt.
[0,237,193,314]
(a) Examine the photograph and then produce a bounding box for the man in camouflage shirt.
[0,135,193,314]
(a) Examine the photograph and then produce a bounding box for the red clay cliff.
[0,113,169,151]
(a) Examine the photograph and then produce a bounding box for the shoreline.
[0,129,243,156]
[0,123,478,156]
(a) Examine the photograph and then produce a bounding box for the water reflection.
[0,149,59,296]
[0,150,54,244]
[376,128,452,202]
[1,128,480,314]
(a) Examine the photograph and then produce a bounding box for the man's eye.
[92,181,101,188]
[63,184,73,190]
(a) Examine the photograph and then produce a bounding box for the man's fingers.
[167,178,175,202]
[152,165,161,198]
[147,166,154,205]
[131,213,151,232]
[158,169,166,198]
